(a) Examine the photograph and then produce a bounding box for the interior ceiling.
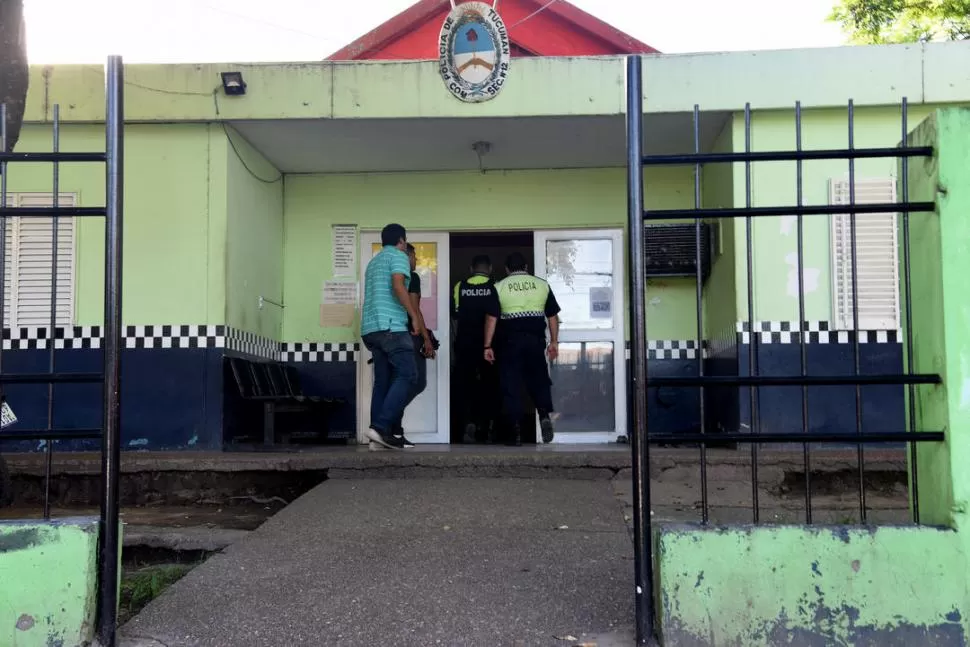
[229,112,731,174]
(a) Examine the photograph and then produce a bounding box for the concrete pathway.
[121,478,636,647]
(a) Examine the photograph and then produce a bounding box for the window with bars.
[829,178,900,331]
[2,193,76,328]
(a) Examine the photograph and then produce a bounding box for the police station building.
[3,0,967,451]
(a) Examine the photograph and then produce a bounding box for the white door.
[534,229,626,444]
[356,232,451,444]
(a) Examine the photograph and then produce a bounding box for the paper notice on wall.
[332,225,357,278]
[589,286,612,320]
[320,280,357,328]
[320,304,356,328]
[322,280,357,306]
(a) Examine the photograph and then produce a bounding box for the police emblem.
[439,1,510,103]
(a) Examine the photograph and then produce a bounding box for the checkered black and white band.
[2,326,103,351]
[0,324,364,362]
[736,321,901,345]
[124,325,226,350]
[226,328,279,360]
[281,342,357,363]
[0,321,897,361]
[501,311,545,319]
[623,340,707,361]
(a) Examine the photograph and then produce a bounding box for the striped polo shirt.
[361,245,411,336]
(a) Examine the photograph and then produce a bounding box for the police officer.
[452,254,498,443]
[483,252,561,446]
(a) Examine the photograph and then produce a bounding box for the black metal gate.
[624,54,945,645]
[0,56,124,646]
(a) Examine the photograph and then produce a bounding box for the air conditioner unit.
[644,223,714,283]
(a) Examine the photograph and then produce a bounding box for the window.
[829,178,900,330]
[2,193,76,327]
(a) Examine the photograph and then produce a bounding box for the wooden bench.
[227,356,346,444]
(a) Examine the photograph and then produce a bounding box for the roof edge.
[326,0,448,60]
[324,0,659,60]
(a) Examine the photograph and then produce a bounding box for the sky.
[23,0,847,64]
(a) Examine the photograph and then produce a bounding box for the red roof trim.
[327,0,447,61]
[533,0,660,54]
[325,0,659,60]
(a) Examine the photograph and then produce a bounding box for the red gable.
[326,0,659,60]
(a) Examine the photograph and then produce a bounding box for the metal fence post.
[98,54,124,647]
[625,54,655,645]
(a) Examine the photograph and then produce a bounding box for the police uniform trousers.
[497,333,554,427]
[454,340,498,434]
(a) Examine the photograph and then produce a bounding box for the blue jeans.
[363,331,418,434]
[392,334,428,432]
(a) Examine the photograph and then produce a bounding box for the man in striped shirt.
[361,223,423,450]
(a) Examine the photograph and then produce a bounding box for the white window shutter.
[829,178,900,330]
[2,194,76,328]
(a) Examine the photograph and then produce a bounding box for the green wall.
[282,167,701,343]
[701,120,736,340]
[224,126,283,339]
[0,518,100,647]
[656,109,970,646]
[732,105,941,322]
[907,110,970,528]
[8,123,228,326]
[657,525,966,645]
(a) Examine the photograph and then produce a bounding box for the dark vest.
[453,274,494,348]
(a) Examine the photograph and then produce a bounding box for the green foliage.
[120,564,194,621]
[829,0,970,44]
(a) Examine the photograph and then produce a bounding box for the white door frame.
[534,228,627,444]
[356,232,451,444]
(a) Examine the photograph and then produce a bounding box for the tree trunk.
[0,0,29,152]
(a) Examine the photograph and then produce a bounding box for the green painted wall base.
[655,524,968,646]
[0,517,101,647]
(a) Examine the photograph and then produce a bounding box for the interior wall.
[282,166,697,344]
[701,118,737,341]
[225,126,284,340]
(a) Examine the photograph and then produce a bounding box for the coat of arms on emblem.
[439,1,510,103]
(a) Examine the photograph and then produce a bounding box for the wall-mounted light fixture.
[221,72,247,96]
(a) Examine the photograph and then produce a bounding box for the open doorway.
[449,232,537,444]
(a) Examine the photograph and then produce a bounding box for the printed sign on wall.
[332,224,357,278]
[589,286,612,320]
[439,1,510,103]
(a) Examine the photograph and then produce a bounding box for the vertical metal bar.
[0,104,7,397]
[0,106,6,502]
[98,55,124,647]
[44,105,61,520]
[795,102,812,524]
[847,100,867,523]
[900,97,919,523]
[692,104,709,524]
[744,104,760,523]
[626,55,654,646]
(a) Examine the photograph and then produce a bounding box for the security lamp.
[221,72,246,96]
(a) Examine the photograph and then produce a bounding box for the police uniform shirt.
[452,273,495,348]
[486,271,561,340]
[406,271,421,331]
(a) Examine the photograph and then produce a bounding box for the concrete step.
[2,446,910,508]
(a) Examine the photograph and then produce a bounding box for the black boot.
[505,424,522,447]
[538,410,555,444]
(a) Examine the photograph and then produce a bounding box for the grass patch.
[119,563,195,624]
